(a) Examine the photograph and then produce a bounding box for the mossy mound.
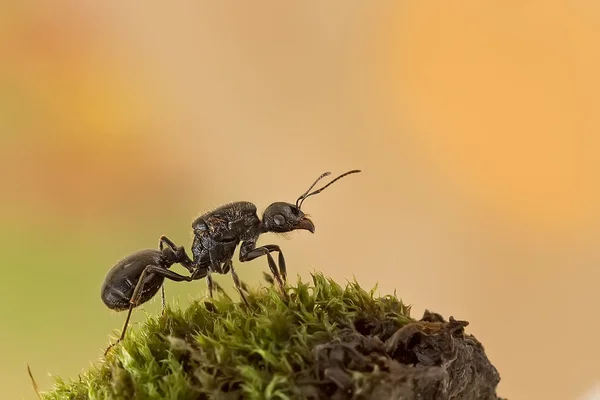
[40,273,504,400]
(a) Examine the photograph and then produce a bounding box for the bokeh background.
[1,1,599,399]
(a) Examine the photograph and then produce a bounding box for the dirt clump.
[294,310,503,400]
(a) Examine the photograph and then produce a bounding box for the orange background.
[1,2,599,399]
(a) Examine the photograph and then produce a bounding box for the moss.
[40,272,504,400]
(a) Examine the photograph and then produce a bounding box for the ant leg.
[261,245,286,281]
[277,251,287,282]
[220,251,264,293]
[188,264,216,299]
[104,266,193,356]
[222,260,231,275]
[222,258,249,305]
[239,241,286,295]
[160,285,166,316]
[206,270,215,298]
[213,280,233,301]
[204,241,233,298]
[221,259,252,296]
[160,235,194,272]
[191,264,208,280]
[228,262,250,307]
[239,280,251,295]
[159,235,177,251]
[245,243,286,281]
[193,263,232,301]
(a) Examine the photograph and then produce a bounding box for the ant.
[100,169,361,354]
[189,169,361,306]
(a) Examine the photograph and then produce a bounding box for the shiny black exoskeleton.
[190,170,361,306]
[101,235,203,355]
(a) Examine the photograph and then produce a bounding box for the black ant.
[100,170,361,354]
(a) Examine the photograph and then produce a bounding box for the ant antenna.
[296,169,361,210]
[295,172,331,208]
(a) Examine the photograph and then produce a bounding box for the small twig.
[27,364,42,400]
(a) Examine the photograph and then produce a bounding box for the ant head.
[263,201,313,234]
[262,169,361,234]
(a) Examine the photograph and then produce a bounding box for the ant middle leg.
[222,259,250,307]
[204,240,236,299]
[206,270,215,299]
[226,261,250,307]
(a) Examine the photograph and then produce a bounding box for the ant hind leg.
[104,265,193,356]
[159,235,177,251]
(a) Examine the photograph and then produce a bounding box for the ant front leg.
[239,240,287,295]
[104,266,194,356]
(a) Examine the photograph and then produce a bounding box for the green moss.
[41,273,413,400]
[40,272,505,399]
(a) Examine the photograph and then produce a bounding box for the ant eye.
[273,214,285,225]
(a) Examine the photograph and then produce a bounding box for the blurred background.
[1,1,598,399]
